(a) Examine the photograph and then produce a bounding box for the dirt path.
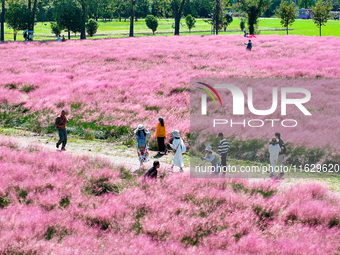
[2,129,340,193]
[2,130,189,173]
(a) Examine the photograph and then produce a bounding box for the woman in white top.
[268,137,281,178]
[170,130,185,172]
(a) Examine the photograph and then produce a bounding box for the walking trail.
[2,130,340,194]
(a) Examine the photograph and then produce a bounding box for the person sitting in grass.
[55,110,69,151]
[244,39,252,51]
[134,124,150,170]
[155,117,167,155]
[144,161,160,179]
[201,146,221,174]
[268,137,281,179]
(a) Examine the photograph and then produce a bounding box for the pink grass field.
[1,138,340,254]
[1,35,340,153]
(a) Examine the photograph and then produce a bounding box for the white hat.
[137,124,144,130]
[205,146,212,152]
[171,130,180,138]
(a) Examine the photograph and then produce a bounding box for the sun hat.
[205,146,212,152]
[171,130,180,138]
[137,124,145,130]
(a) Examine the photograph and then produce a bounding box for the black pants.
[157,137,165,152]
[221,153,227,168]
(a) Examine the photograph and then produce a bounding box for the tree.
[275,1,297,35]
[79,0,87,39]
[1,0,5,42]
[235,0,270,35]
[223,12,233,31]
[50,22,62,37]
[169,0,187,35]
[185,14,196,32]
[240,17,246,30]
[129,0,137,37]
[86,19,98,36]
[313,0,332,36]
[5,3,30,41]
[54,0,82,39]
[299,0,315,9]
[27,0,39,32]
[145,14,158,34]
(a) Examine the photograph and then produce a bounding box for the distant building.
[298,9,314,19]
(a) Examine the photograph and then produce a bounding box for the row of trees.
[0,0,335,41]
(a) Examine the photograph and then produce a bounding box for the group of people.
[23,31,34,41]
[133,117,186,174]
[57,35,66,42]
[243,31,252,51]
[54,110,286,180]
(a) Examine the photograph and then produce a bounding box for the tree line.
[0,0,337,41]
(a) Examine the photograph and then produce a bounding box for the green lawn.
[3,17,340,41]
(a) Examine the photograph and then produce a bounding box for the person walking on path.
[201,146,221,174]
[244,39,252,51]
[275,132,286,178]
[144,161,160,179]
[217,133,230,171]
[134,124,150,170]
[170,130,185,173]
[55,110,69,151]
[155,117,167,154]
[268,137,281,179]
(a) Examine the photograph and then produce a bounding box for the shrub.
[145,15,158,35]
[86,20,99,37]
[185,15,196,33]
[50,22,62,37]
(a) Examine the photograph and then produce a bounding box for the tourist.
[57,35,62,42]
[268,137,281,178]
[155,117,167,154]
[244,39,252,51]
[217,133,230,170]
[144,161,160,179]
[55,110,69,151]
[62,35,66,42]
[134,124,150,170]
[201,146,221,174]
[170,130,185,172]
[275,132,286,178]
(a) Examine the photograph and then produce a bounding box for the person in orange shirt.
[155,117,167,154]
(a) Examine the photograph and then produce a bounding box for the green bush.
[86,20,99,37]
[50,22,62,37]
[145,15,158,35]
[185,14,196,33]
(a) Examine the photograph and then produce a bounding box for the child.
[134,124,150,170]
[144,161,160,179]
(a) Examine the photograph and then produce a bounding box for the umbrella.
[28,31,35,33]
[22,30,28,35]
[248,34,256,39]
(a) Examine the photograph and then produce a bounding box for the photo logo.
[200,83,312,116]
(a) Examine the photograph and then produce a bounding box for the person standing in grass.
[268,137,281,179]
[244,39,252,51]
[217,133,230,171]
[134,124,150,170]
[170,130,185,173]
[201,146,221,174]
[55,110,69,151]
[275,132,286,178]
[144,161,160,179]
[155,117,167,154]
